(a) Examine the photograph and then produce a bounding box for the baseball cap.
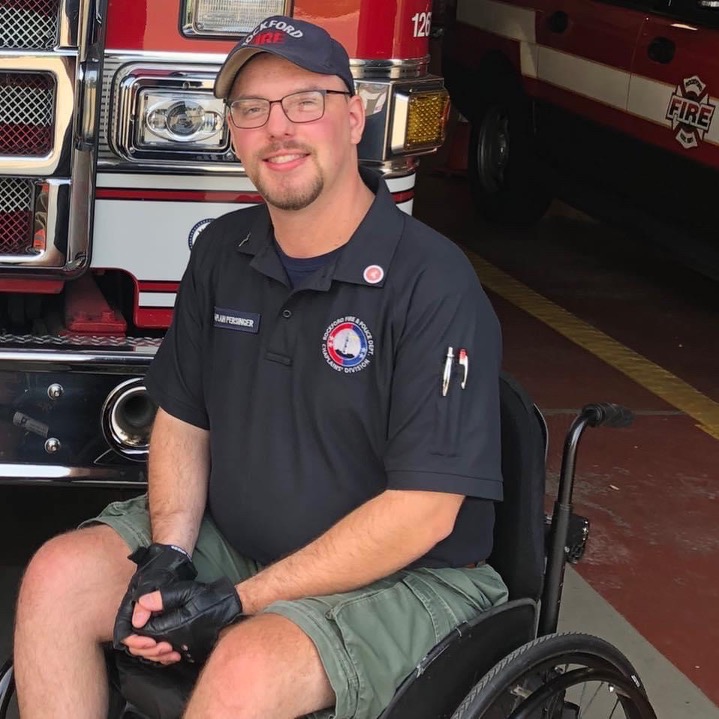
[214,16,355,99]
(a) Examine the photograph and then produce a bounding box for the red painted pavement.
[497,297,719,702]
[414,168,719,704]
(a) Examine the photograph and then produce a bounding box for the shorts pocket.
[324,577,447,719]
[416,566,508,614]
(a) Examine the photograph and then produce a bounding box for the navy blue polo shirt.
[145,170,503,568]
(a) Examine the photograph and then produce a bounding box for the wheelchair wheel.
[451,632,657,719]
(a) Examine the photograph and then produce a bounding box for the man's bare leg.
[184,614,335,719]
[14,525,135,719]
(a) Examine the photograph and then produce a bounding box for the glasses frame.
[225,89,351,129]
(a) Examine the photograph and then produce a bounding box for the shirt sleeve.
[383,259,503,501]
[144,233,212,430]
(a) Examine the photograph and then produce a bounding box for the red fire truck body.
[0,0,448,485]
[442,0,719,269]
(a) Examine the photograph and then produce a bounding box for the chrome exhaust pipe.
[101,378,157,461]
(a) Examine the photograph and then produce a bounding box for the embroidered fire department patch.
[665,76,716,150]
[322,316,374,373]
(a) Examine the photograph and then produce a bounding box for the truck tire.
[468,77,552,226]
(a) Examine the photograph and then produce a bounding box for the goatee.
[256,174,324,211]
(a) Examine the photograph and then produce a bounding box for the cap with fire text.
[214,16,355,100]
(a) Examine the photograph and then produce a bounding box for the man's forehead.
[230,54,344,97]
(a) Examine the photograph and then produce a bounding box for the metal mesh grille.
[0,72,55,155]
[0,0,61,50]
[0,178,34,255]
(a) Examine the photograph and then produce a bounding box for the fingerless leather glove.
[137,577,243,664]
[113,543,197,652]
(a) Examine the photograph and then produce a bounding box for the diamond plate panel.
[0,334,162,348]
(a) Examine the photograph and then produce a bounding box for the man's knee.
[17,525,133,621]
[190,614,334,715]
[202,615,291,685]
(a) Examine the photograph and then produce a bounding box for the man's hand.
[113,543,198,653]
[135,577,243,663]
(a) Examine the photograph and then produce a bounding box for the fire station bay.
[0,1,718,718]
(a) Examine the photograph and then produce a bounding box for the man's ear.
[348,94,366,146]
[229,133,240,161]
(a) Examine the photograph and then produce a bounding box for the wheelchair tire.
[450,632,657,719]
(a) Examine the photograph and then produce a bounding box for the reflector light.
[405,91,450,150]
[183,0,290,36]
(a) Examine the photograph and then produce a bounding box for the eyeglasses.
[226,89,351,129]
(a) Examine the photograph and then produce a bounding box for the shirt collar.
[236,167,404,290]
[329,167,403,288]
[236,207,289,286]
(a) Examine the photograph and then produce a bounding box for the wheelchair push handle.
[561,403,633,506]
[539,401,633,637]
[581,402,634,429]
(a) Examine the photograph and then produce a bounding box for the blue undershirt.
[274,240,344,288]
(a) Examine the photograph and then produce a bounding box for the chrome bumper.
[0,336,159,487]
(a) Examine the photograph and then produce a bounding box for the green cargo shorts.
[84,494,508,719]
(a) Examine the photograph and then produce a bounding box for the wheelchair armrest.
[379,598,538,719]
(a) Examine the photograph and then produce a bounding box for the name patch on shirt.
[214,307,260,333]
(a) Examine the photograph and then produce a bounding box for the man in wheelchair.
[12,15,510,719]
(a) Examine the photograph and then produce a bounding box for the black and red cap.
[214,15,355,100]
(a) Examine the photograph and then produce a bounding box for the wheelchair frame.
[0,374,657,719]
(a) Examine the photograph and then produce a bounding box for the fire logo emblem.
[665,75,716,150]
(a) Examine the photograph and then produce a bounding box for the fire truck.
[0,0,449,485]
[442,0,719,272]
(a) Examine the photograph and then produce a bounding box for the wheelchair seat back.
[379,374,548,717]
[489,373,547,602]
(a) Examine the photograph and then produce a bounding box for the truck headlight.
[141,93,224,145]
[112,64,232,163]
[182,0,291,37]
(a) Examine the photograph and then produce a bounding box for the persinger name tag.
[214,307,261,333]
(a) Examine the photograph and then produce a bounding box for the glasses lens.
[282,91,325,123]
[230,98,270,128]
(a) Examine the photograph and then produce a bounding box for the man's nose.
[265,101,294,136]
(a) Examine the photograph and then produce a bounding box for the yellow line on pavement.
[467,252,719,441]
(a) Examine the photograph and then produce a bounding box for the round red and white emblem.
[363,264,384,284]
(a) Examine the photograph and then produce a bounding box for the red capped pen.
[458,349,469,389]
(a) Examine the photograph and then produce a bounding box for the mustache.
[258,142,313,157]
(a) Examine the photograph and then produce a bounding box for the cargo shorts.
[83,494,509,719]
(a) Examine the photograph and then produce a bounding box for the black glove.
[136,577,243,664]
[113,543,198,652]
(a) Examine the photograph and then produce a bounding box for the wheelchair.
[0,373,658,718]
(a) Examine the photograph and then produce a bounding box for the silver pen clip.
[441,347,454,397]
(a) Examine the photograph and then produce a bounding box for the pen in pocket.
[441,347,454,397]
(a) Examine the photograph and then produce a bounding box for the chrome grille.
[0,0,61,50]
[0,178,34,255]
[0,72,55,156]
